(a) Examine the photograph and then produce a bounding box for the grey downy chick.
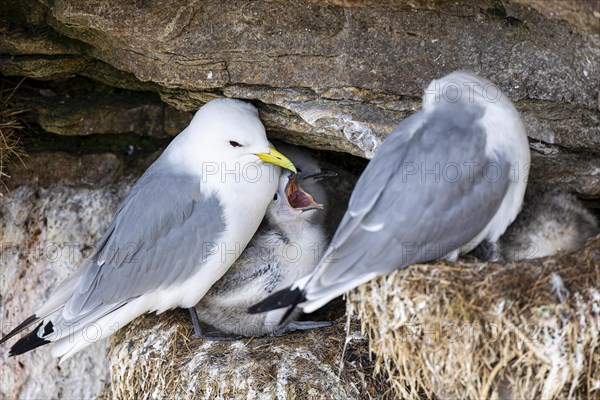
[476,185,599,261]
[194,168,334,338]
[270,141,331,226]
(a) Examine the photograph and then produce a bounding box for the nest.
[102,308,384,399]
[347,236,600,399]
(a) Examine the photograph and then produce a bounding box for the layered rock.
[1,0,598,164]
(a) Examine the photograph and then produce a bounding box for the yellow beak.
[255,147,297,173]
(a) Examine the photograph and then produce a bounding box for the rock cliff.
[0,0,598,398]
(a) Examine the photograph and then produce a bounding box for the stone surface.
[511,0,600,34]
[0,183,129,399]
[0,25,80,56]
[530,151,600,198]
[32,87,190,138]
[44,0,599,105]
[4,77,192,138]
[2,0,599,160]
[519,100,600,154]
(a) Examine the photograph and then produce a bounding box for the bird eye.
[229,141,242,148]
[273,193,278,201]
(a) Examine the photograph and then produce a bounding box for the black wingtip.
[0,315,38,346]
[248,287,306,314]
[8,322,51,356]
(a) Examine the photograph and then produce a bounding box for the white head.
[163,98,296,178]
[422,70,517,114]
[422,70,529,165]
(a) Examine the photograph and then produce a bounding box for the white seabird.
[0,98,296,361]
[249,70,531,316]
[194,160,335,338]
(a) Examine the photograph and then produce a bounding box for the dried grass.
[0,79,27,194]
[347,236,600,399]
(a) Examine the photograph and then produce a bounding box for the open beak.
[286,174,323,211]
[255,147,297,173]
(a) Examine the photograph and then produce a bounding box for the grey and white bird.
[250,70,531,316]
[475,184,599,261]
[0,98,296,361]
[194,161,334,338]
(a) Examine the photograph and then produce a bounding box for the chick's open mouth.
[285,175,323,211]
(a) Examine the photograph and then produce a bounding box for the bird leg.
[187,307,204,338]
[187,308,243,341]
[273,320,336,336]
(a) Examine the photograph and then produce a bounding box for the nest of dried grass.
[347,236,600,399]
[103,308,384,399]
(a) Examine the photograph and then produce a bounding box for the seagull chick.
[0,98,296,361]
[249,70,531,317]
[477,184,599,261]
[194,165,334,338]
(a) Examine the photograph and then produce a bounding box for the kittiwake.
[249,70,531,317]
[0,98,296,361]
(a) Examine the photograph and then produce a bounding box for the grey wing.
[63,162,226,318]
[309,103,510,292]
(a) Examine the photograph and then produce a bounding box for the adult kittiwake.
[194,159,335,338]
[0,98,296,361]
[249,70,531,317]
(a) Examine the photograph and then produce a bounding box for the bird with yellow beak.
[1,98,296,361]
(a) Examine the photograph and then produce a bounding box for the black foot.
[274,320,336,336]
[195,331,243,341]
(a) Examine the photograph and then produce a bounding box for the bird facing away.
[194,163,335,338]
[249,70,531,316]
[474,184,599,261]
[0,98,296,361]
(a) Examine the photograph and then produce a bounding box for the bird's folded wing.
[312,104,511,290]
[63,164,226,319]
